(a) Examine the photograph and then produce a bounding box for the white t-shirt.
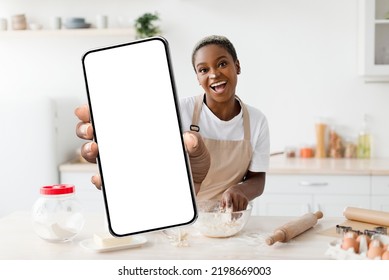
[179,95,270,172]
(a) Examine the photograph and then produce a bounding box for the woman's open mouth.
[210,81,227,93]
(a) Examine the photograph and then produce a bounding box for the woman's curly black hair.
[191,35,238,71]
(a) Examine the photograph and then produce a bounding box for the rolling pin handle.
[314,211,324,219]
[265,230,286,246]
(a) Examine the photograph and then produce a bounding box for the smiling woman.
[178,35,270,211]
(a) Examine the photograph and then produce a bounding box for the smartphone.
[82,36,197,237]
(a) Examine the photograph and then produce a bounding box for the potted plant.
[134,12,161,39]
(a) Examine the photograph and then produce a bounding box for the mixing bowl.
[193,200,252,238]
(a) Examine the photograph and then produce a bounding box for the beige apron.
[191,94,252,201]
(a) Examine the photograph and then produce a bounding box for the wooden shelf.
[0,28,135,37]
[375,19,389,24]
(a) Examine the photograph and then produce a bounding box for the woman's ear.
[236,60,241,75]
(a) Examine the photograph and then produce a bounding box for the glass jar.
[31,184,85,242]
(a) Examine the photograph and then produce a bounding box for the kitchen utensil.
[335,224,387,237]
[194,200,252,238]
[343,207,389,227]
[266,211,323,245]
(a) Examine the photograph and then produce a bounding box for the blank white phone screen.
[82,37,197,236]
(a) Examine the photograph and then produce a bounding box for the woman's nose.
[209,70,218,79]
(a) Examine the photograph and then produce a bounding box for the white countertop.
[0,211,344,260]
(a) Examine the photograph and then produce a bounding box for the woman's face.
[193,44,240,104]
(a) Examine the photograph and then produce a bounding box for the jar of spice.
[285,146,297,158]
[344,140,357,158]
[11,14,27,30]
[300,145,314,158]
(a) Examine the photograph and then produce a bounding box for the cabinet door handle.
[299,181,328,187]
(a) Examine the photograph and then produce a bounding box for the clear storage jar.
[32,184,85,242]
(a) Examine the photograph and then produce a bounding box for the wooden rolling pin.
[266,211,323,246]
[343,207,389,227]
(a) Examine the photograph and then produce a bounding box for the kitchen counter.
[60,156,389,176]
[59,160,98,173]
[268,156,389,175]
[0,211,344,260]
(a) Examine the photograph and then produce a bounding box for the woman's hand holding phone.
[75,104,210,192]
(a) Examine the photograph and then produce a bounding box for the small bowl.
[193,200,252,238]
[65,17,85,24]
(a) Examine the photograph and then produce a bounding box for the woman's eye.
[218,61,227,68]
[198,68,208,74]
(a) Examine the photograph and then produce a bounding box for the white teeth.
[211,81,226,87]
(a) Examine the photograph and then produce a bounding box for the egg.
[382,247,389,260]
[357,234,371,245]
[368,238,382,249]
[356,235,370,254]
[367,239,383,259]
[344,231,358,239]
[341,237,359,253]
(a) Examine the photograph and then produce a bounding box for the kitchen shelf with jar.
[358,0,389,82]
[0,28,135,38]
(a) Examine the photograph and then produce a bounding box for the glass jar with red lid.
[31,184,85,242]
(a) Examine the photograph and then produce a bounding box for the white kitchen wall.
[0,0,389,215]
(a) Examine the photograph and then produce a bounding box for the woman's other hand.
[221,187,249,212]
[221,171,266,212]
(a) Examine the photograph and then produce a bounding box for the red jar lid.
[40,184,75,195]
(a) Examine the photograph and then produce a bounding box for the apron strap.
[235,96,251,141]
[190,94,251,141]
[190,94,204,132]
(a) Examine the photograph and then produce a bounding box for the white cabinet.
[252,194,312,217]
[253,175,370,217]
[358,0,389,81]
[371,175,389,211]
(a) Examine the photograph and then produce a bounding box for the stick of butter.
[93,232,133,247]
